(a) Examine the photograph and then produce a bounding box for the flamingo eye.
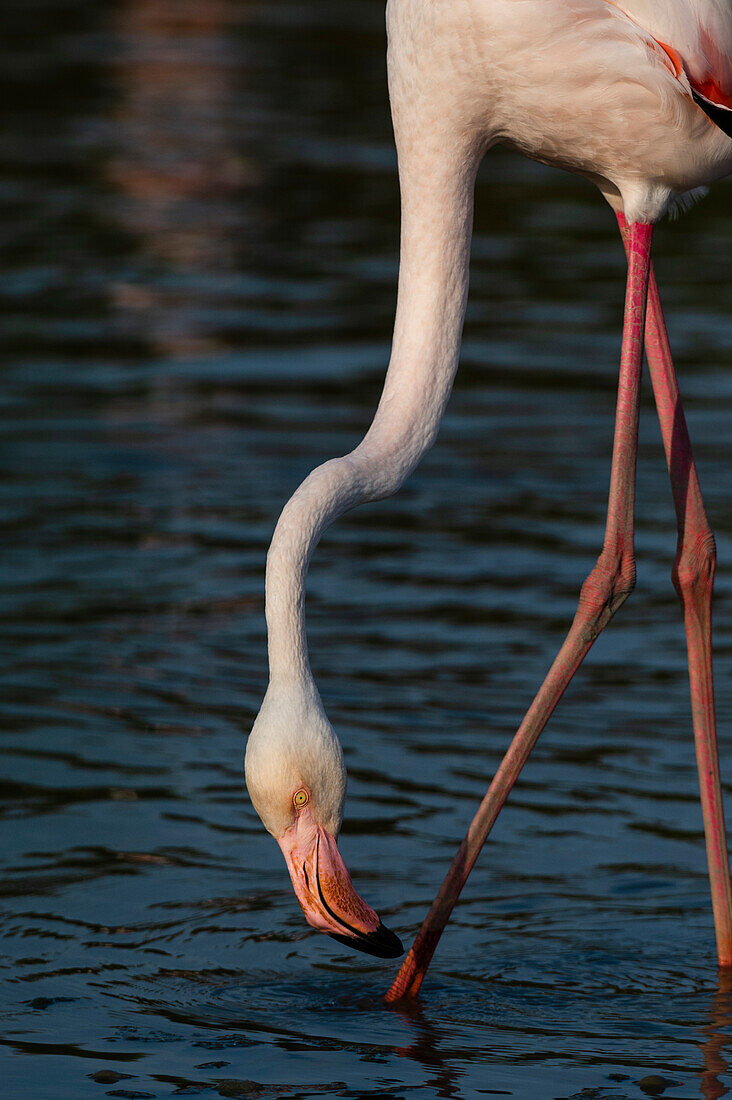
[293,788,309,808]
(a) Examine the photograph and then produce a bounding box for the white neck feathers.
[265,145,479,683]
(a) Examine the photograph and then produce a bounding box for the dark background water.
[2,1,732,1097]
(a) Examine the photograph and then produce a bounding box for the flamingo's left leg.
[386,220,653,1003]
[617,210,732,968]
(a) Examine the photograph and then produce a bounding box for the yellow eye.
[293,788,309,808]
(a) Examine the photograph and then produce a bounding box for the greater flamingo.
[245,0,732,999]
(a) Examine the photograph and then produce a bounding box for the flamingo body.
[245,0,732,980]
[387,0,732,223]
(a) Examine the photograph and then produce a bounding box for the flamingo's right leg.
[617,211,732,968]
[385,220,653,1002]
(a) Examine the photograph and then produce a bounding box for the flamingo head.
[245,680,403,959]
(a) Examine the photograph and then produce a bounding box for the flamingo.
[245,0,732,999]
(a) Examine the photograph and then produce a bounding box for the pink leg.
[617,211,732,967]
[385,221,654,1003]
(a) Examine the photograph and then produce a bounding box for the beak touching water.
[277,809,403,959]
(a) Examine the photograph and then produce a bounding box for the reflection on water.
[1,0,732,1097]
[390,1000,463,1099]
[107,0,248,358]
[701,971,732,1100]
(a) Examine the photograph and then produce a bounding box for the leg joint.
[673,529,716,597]
[577,548,636,639]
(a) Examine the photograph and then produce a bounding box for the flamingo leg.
[385,220,653,1003]
[616,211,732,967]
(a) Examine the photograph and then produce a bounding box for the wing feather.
[611,1,732,133]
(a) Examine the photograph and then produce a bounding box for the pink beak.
[277,809,403,959]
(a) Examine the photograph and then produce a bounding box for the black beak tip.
[327,921,404,960]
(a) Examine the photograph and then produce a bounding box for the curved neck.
[265,149,479,683]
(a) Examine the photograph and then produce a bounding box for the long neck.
[265,147,478,683]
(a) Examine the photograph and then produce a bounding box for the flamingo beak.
[277,811,403,959]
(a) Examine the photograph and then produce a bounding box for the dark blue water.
[2,1,732,1097]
